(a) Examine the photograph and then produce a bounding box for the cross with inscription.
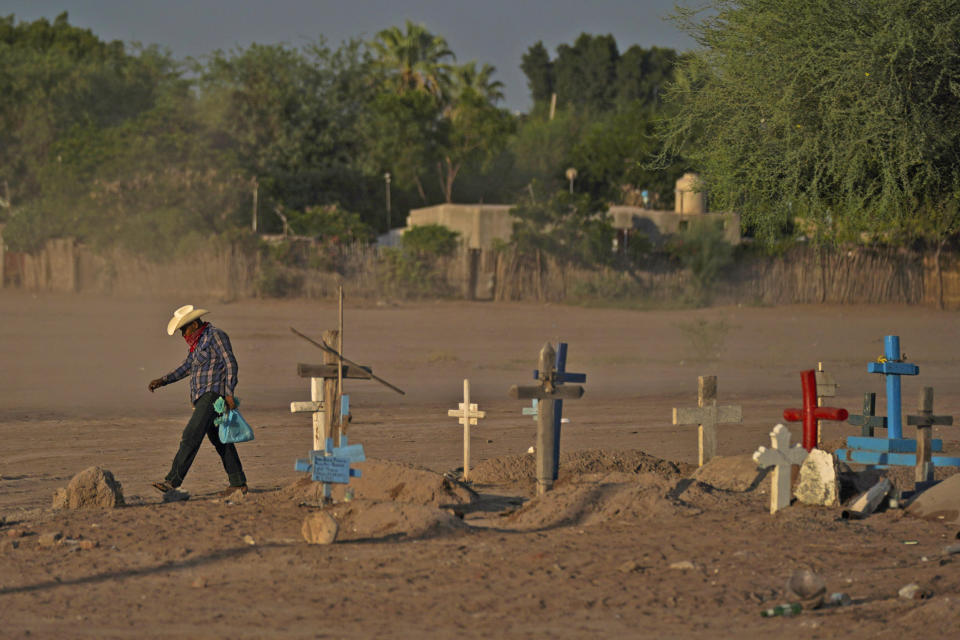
[752,424,808,514]
[867,335,918,440]
[906,387,954,484]
[531,342,586,481]
[783,370,848,451]
[509,342,585,495]
[295,436,365,502]
[448,379,486,482]
[672,376,742,467]
[847,392,886,437]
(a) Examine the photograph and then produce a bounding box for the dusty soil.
[2,291,960,639]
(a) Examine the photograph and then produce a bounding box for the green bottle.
[760,603,802,617]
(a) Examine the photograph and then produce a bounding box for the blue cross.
[532,342,586,480]
[866,335,918,440]
[295,436,365,500]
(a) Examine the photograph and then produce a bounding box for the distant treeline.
[0,13,685,257]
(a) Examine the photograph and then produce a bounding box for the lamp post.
[566,167,578,194]
[384,172,392,230]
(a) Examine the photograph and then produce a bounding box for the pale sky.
[3,0,695,112]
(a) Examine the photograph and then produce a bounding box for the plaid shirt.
[160,324,238,404]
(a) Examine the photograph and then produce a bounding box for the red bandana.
[184,322,209,353]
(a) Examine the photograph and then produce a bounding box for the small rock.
[0,539,19,553]
[242,535,255,546]
[669,560,696,570]
[191,576,208,589]
[942,543,960,556]
[5,528,26,538]
[38,531,63,548]
[301,512,339,545]
[898,583,931,600]
[53,466,124,509]
[618,560,640,573]
[78,540,98,550]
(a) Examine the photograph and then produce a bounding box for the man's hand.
[224,395,236,410]
[148,378,164,392]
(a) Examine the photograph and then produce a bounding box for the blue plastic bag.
[213,397,255,444]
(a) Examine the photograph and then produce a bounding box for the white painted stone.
[794,449,840,507]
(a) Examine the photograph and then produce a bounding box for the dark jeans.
[166,391,246,488]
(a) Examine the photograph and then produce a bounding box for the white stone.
[794,449,840,506]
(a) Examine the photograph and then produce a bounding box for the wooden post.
[672,375,742,467]
[322,329,341,446]
[906,387,953,484]
[753,424,808,514]
[337,287,344,443]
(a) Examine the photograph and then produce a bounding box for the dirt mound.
[328,500,466,541]
[504,472,702,530]
[470,449,692,485]
[281,459,476,507]
[51,466,124,509]
[691,454,769,492]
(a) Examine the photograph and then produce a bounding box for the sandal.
[152,481,175,494]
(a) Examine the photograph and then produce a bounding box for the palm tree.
[369,20,455,98]
[449,61,505,105]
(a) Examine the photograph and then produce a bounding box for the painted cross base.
[753,424,808,514]
[835,450,960,467]
[844,436,943,453]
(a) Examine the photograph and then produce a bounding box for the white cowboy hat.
[167,305,209,336]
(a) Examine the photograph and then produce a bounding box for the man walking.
[149,305,248,498]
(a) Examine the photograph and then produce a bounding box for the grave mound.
[282,459,476,507]
[691,454,770,492]
[328,500,466,541]
[470,449,692,486]
[503,472,703,530]
[52,466,124,510]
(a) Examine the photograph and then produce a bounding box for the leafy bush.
[668,218,734,304]
[401,224,460,256]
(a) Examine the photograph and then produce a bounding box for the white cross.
[448,379,485,482]
[291,377,326,451]
[752,424,808,514]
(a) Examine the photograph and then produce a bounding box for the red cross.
[783,369,849,451]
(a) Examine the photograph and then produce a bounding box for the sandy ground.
[2,291,960,638]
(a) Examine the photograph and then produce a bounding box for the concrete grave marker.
[906,387,953,484]
[448,379,486,481]
[783,370,848,451]
[753,424,808,514]
[672,375,742,467]
[509,342,585,495]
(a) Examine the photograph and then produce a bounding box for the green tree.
[554,34,620,112]
[660,0,960,243]
[520,41,554,105]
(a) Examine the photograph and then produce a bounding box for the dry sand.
[2,291,960,638]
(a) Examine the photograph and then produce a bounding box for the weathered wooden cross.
[906,387,953,484]
[752,424,808,514]
[531,342,586,481]
[783,369,848,451]
[672,375,742,467]
[815,362,838,446]
[509,342,585,495]
[448,379,486,482]
[847,392,886,437]
[295,436,365,502]
[867,335,918,440]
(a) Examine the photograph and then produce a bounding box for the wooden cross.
[672,375,742,467]
[531,342,585,480]
[847,392,886,437]
[295,436,365,502]
[866,335,918,440]
[752,424,808,514]
[906,387,953,484]
[448,379,486,482]
[783,369,848,451]
[509,342,585,495]
[815,362,838,446]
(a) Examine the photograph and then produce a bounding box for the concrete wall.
[407,204,514,250]
[607,206,741,245]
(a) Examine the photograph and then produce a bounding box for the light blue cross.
[295,436,365,500]
[867,335,918,439]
